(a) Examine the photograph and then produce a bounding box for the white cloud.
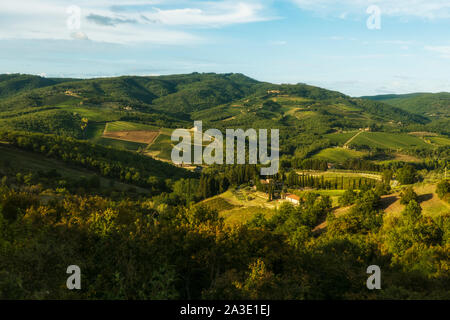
[291,0,450,19]
[0,0,273,44]
[147,2,271,26]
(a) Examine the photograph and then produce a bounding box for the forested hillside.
[363,92,450,118]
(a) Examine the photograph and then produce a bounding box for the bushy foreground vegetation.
[0,175,448,299]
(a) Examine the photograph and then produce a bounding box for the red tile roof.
[286,193,300,201]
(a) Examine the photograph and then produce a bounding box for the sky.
[1,0,450,96]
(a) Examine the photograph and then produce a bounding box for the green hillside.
[0,73,447,163]
[0,74,76,99]
[363,92,450,118]
[349,132,432,150]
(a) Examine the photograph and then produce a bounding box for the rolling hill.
[362,92,450,118]
[0,73,447,163]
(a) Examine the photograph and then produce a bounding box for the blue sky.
[1,0,450,96]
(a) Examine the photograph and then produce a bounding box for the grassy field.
[382,183,450,218]
[349,132,431,150]
[296,170,381,179]
[376,153,422,165]
[311,147,367,162]
[221,206,275,226]
[200,188,278,225]
[200,197,236,212]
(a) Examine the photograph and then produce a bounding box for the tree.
[382,169,393,185]
[396,165,417,185]
[339,189,357,206]
[402,200,422,224]
[436,179,449,201]
[400,186,418,205]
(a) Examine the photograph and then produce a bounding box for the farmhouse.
[285,193,300,205]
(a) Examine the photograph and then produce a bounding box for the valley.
[0,72,448,300]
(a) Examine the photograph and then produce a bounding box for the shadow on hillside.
[380,195,398,209]
[418,193,433,203]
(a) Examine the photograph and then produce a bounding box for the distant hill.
[1,72,446,160]
[362,92,450,118]
[0,74,77,99]
[0,72,426,123]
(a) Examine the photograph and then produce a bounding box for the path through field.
[343,130,363,148]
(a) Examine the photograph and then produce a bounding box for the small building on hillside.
[285,193,300,205]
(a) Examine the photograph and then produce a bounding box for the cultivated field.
[325,131,359,145]
[104,121,159,132]
[103,130,159,144]
[325,131,439,150]
[311,147,367,162]
[349,132,431,149]
[101,121,160,145]
[145,128,174,160]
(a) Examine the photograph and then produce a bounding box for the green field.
[312,147,367,162]
[104,121,159,132]
[84,122,106,140]
[349,132,431,150]
[96,137,146,152]
[201,197,236,212]
[199,188,278,225]
[325,132,359,145]
[146,128,173,160]
[221,206,275,225]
